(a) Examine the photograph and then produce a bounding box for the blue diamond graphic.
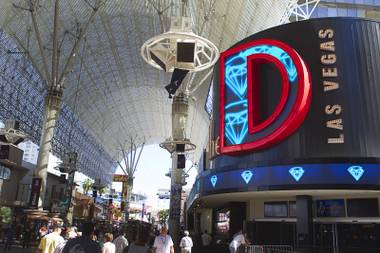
[289,167,304,182]
[225,108,248,145]
[348,166,364,181]
[241,170,253,184]
[210,175,218,187]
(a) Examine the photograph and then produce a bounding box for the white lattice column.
[32,90,62,210]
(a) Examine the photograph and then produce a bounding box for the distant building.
[312,0,380,20]
[156,189,170,210]
[18,140,39,164]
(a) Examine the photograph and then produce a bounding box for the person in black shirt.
[62,222,101,253]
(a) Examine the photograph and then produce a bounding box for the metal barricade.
[262,245,294,253]
[240,245,263,253]
[241,245,295,253]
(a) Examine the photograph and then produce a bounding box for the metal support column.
[169,93,189,250]
[125,178,133,221]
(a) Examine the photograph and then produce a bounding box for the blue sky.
[112,144,197,206]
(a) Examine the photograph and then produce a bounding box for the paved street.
[0,244,36,253]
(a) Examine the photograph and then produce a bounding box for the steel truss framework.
[281,0,321,23]
[0,31,115,184]
[0,0,297,183]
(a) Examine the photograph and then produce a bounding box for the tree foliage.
[98,185,108,196]
[82,178,93,195]
[0,206,11,224]
[158,209,169,225]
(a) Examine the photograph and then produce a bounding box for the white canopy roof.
[0,0,290,179]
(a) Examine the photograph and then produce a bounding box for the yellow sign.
[113,174,128,182]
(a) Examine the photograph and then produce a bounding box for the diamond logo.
[348,166,364,181]
[241,170,253,184]
[289,166,304,182]
[225,109,248,145]
[210,175,218,187]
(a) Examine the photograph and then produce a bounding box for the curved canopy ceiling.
[0,0,290,173]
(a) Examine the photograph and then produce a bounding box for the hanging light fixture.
[141,16,219,73]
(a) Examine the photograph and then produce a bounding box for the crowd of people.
[0,221,249,253]
[34,223,195,253]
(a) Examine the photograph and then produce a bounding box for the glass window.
[328,7,338,16]
[347,8,358,17]
[337,8,349,16]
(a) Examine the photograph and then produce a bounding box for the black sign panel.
[29,177,42,208]
[213,18,380,170]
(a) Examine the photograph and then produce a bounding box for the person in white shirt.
[103,233,116,253]
[179,231,193,253]
[153,227,174,253]
[53,227,77,253]
[229,230,246,253]
[201,230,212,248]
[113,230,128,253]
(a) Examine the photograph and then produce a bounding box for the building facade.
[313,0,380,20]
[188,17,380,253]
[18,140,39,165]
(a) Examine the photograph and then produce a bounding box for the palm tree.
[82,179,93,195]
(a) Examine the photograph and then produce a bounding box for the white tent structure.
[0,0,303,183]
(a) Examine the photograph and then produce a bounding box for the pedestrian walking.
[53,227,77,253]
[38,225,64,253]
[3,226,15,252]
[62,222,101,253]
[229,230,246,253]
[152,227,174,253]
[114,229,128,253]
[179,231,193,253]
[22,225,32,249]
[103,233,116,253]
[201,230,212,250]
[126,229,153,253]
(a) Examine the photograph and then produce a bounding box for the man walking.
[229,230,246,253]
[201,230,212,250]
[179,231,193,253]
[152,227,174,253]
[113,229,128,253]
[63,222,101,253]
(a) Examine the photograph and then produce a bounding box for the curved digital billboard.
[212,17,380,170]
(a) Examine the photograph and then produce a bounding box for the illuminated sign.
[210,175,218,187]
[220,39,312,154]
[347,166,364,181]
[197,164,379,194]
[289,166,304,182]
[113,174,128,182]
[241,170,253,184]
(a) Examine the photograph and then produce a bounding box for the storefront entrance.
[247,221,380,253]
[314,223,339,253]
